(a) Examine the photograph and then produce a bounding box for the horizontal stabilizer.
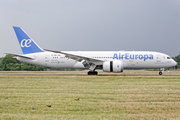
[5,53,34,60]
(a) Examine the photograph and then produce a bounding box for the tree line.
[0,55,79,71]
[172,54,180,69]
[0,55,47,71]
[0,54,179,71]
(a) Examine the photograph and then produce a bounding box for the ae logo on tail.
[21,39,32,47]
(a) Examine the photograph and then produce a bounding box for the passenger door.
[45,54,50,65]
[156,55,161,62]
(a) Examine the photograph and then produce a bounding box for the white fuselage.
[16,51,177,70]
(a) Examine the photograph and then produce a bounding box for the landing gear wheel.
[159,71,162,75]
[87,71,98,75]
[94,71,98,75]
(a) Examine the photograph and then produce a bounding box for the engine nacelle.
[103,61,124,73]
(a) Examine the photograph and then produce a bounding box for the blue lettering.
[130,54,134,59]
[144,54,148,61]
[135,54,138,59]
[122,54,124,59]
[149,54,153,60]
[113,53,154,61]
[125,53,129,60]
[113,53,118,59]
[139,54,143,60]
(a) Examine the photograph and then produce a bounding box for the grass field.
[0,71,180,120]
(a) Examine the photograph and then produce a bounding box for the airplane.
[5,26,177,75]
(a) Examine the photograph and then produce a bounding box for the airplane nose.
[175,61,177,66]
[174,60,177,66]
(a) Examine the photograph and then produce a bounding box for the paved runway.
[0,73,179,76]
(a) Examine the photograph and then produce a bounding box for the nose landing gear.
[159,68,164,75]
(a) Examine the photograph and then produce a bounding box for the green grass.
[0,75,180,119]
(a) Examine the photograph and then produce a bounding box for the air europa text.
[113,53,153,61]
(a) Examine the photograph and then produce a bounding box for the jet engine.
[103,61,124,73]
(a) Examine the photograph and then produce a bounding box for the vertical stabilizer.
[13,26,43,54]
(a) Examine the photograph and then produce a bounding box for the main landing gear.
[87,71,98,75]
[159,71,162,75]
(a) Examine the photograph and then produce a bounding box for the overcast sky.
[1,0,180,57]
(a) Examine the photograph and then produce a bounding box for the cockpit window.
[167,57,171,59]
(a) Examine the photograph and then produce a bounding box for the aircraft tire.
[159,71,162,75]
[87,71,98,75]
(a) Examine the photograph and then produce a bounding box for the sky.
[0,0,180,57]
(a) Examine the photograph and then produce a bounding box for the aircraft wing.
[5,53,34,60]
[43,49,104,65]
